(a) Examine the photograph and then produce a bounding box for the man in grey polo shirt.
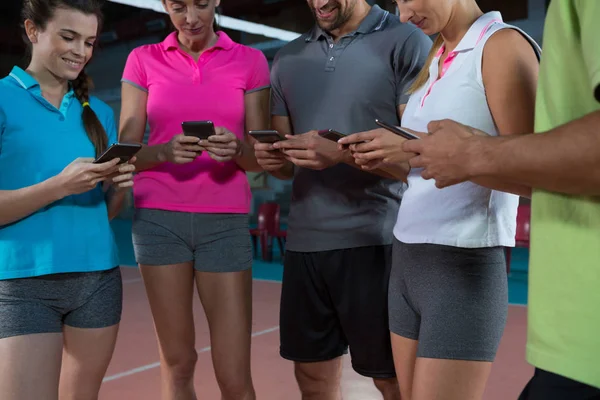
[254,0,431,398]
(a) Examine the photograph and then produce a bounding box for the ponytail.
[407,34,445,95]
[71,70,108,158]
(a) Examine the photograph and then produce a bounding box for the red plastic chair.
[249,202,286,261]
[506,204,531,274]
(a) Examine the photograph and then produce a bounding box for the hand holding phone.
[56,157,120,197]
[159,134,204,164]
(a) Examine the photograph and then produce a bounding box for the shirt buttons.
[329,44,334,48]
[329,57,334,61]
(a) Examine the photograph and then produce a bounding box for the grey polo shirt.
[271,5,432,253]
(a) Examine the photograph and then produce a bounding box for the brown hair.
[407,34,444,94]
[22,0,108,157]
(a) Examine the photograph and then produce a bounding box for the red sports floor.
[99,267,533,399]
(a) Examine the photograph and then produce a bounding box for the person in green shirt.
[381,0,599,398]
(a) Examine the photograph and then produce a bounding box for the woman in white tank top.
[340,0,540,399]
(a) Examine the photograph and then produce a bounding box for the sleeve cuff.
[245,85,271,94]
[121,79,148,93]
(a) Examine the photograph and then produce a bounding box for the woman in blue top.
[0,0,134,398]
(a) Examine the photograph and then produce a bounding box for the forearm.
[234,141,262,172]
[132,144,167,172]
[473,111,600,195]
[377,163,410,182]
[106,187,127,220]
[0,177,63,227]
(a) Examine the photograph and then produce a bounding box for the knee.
[373,377,400,398]
[294,363,340,398]
[217,374,254,400]
[161,348,198,382]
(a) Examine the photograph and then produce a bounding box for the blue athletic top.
[0,66,120,280]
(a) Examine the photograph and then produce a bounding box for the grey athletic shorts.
[132,209,252,273]
[0,267,122,339]
[389,239,508,362]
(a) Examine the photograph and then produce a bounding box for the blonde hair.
[407,35,445,94]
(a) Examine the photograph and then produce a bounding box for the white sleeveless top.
[393,12,541,248]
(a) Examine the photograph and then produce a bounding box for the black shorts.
[518,368,600,400]
[279,245,395,379]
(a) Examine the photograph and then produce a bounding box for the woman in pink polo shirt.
[119,0,270,398]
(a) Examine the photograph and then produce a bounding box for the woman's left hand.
[104,157,136,192]
[200,127,242,162]
[338,128,420,170]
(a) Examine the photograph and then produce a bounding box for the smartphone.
[248,130,285,144]
[318,129,347,142]
[182,121,215,140]
[93,143,142,164]
[375,119,420,140]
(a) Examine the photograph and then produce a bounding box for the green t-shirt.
[529,0,600,389]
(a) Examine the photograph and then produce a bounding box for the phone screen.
[182,121,215,140]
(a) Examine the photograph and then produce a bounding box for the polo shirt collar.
[305,4,389,42]
[9,66,40,90]
[451,11,503,53]
[161,30,235,51]
[8,66,76,115]
[8,66,75,98]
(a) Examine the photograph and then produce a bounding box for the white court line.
[103,326,280,382]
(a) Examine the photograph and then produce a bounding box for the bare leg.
[140,263,197,400]
[195,269,255,400]
[0,333,63,400]
[412,358,491,400]
[295,358,343,400]
[59,325,119,400]
[374,377,401,399]
[391,333,418,400]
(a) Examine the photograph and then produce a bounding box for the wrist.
[233,139,244,159]
[156,143,168,163]
[340,148,354,165]
[277,160,295,178]
[464,136,497,179]
[45,175,68,201]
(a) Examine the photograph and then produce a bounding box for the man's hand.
[337,127,418,171]
[272,130,347,170]
[402,119,489,188]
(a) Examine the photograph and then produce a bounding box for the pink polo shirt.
[122,31,270,214]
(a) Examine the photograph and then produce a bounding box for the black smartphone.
[375,119,420,140]
[93,143,142,164]
[182,121,215,140]
[248,130,285,144]
[318,129,347,142]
